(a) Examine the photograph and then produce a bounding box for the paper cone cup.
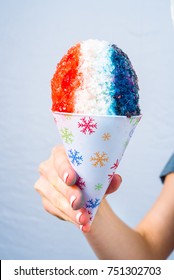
[53,112,141,224]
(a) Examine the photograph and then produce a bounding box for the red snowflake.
[78,117,97,135]
[110,159,119,170]
[87,210,92,215]
[76,176,86,190]
[108,172,115,183]
[89,216,93,221]
[87,210,93,221]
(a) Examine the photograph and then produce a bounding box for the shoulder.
[160,153,174,183]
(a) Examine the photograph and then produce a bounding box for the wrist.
[85,198,115,236]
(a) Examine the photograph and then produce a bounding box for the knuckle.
[39,160,49,174]
[51,145,62,156]
[34,180,41,192]
[54,155,71,178]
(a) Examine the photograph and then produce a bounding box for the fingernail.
[70,195,76,208]
[76,212,82,223]
[79,225,83,231]
[118,175,122,183]
[63,172,69,183]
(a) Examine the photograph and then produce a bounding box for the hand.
[34,145,122,232]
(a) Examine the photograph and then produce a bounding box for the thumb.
[105,174,122,195]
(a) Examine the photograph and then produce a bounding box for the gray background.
[0,0,174,259]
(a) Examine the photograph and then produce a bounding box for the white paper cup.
[53,112,141,223]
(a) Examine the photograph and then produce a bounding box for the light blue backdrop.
[0,0,174,259]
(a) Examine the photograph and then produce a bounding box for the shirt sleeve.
[160,153,174,183]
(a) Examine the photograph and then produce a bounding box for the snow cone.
[51,39,141,223]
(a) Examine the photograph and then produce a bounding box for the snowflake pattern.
[87,210,92,216]
[56,114,141,223]
[86,198,101,209]
[110,159,119,170]
[55,112,141,223]
[90,152,109,167]
[102,133,111,141]
[76,176,86,190]
[108,172,115,183]
[87,210,93,221]
[129,116,141,126]
[129,116,134,124]
[60,127,74,144]
[68,149,83,166]
[65,114,72,120]
[78,117,97,135]
[95,183,103,191]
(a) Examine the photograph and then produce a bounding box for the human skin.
[35,145,174,259]
[35,145,121,232]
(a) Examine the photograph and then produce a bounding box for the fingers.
[39,157,82,210]
[105,174,122,195]
[42,197,71,222]
[35,176,90,227]
[42,196,90,232]
[52,145,77,186]
[36,145,122,234]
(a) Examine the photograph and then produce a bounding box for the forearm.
[84,199,154,260]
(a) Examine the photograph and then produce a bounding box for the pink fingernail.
[70,195,76,208]
[76,212,82,223]
[63,172,69,183]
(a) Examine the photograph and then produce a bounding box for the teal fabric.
[160,154,174,183]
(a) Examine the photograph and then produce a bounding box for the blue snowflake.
[86,198,101,209]
[68,149,83,166]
